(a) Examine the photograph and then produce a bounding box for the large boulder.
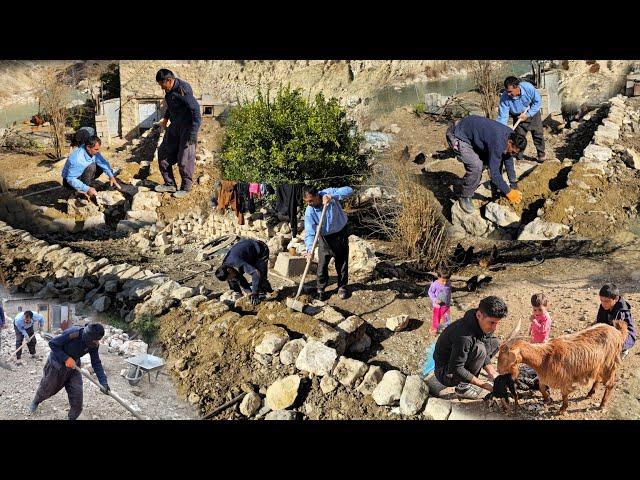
[583,144,613,163]
[355,365,384,395]
[348,235,378,281]
[95,190,126,207]
[131,191,161,211]
[451,201,494,237]
[295,340,338,376]
[255,330,290,355]
[386,314,409,332]
[332,356,368,388]
[372,370,406,406]
[265,375,301,410]
[279,338,306,365]
[399,375,429,416]
[240,392,262,417]
[518,217,569,241]
[484,202,521,228]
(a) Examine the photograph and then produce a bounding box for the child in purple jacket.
[428,269,452,335]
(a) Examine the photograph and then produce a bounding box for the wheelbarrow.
[123,353,166,386]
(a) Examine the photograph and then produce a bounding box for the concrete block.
[273,252,307,278]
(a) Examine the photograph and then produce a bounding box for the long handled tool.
[0,326,37,371]
[286,202,329,312]
[74,365,146,420]
[511,106,530,131]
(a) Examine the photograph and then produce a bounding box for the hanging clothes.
[249,183,261,198]
[210,179,222,208]
[276,184,303,237]
[236,182,255,214]
[218,180,244,225]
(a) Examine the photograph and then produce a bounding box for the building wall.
[119,60,458,139]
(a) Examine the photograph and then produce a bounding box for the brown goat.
[497,321,627,415]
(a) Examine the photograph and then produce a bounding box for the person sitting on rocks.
[215,238,273,306]
[433,296,507,399]
[595,283,637,359]
[28,322,109,420]
[61,135,119,199]
[445,115,526,214]
[13,310,45,365]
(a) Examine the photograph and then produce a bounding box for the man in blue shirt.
[446,115,527,214]
[214,238,273,306]
[28,323,109,419]
[497,76,546,163]
[303,186,353,300]
[61,136,119,198]
[155,68,202,199]
[13,310,45,363]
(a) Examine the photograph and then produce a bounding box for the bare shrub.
[35,66,73,159]
[470,60,502,118]
[363,157,451,270]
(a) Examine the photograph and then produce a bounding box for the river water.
[367,60,532,116]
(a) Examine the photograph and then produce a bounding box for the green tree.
[221,86,370,188]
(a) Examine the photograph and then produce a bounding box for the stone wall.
[119,60,460,139]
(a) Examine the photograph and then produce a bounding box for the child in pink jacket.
[428,269,452,335]
[529,293,552,343]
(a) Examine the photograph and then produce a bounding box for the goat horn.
[504,318,522,343]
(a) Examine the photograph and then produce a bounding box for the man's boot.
[155,184,177,193]
[536,153,546,163]
[458,197,476,214]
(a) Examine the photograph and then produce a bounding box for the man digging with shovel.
[303,186,354,301]
[13,310,45,365]
[28,322,110,419]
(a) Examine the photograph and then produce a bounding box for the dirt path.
[0,329,198,420]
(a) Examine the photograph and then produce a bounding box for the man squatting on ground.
[61,135,119,198]
[433,296,508,399]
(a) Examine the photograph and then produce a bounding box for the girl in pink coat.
[529,293,552,343]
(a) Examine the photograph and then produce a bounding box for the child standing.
[428,270,452,335]
[529,293,552,343]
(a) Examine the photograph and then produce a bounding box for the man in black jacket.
[215,239,273,306]
[155,68,202,199]
[433,296,507,399]
[595,283,637,358]
[28,323,108,419]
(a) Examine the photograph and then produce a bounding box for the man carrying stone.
[13,310,45,365]
[446,115,526,214]
[154,68,202,199]
[28,323,109,420]
[61,136,120,199]
[432,296,507,399]
[215,238,273,306]
[303,185,353,300]
[497,76,546,163]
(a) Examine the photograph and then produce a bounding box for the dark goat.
[483,373,519,413]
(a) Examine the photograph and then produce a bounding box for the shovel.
[0,323,37,371]
[511,106,530,131]
[74,366,146,420]
[286,201,329,312]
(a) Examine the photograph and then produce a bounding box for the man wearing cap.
[28,323,109,420]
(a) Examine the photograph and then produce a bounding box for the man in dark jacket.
[433,296,507,399]
[28,323,109,420]
[446,115,527,214]
[595,283,637,358]
[215,239,273,306]
[155,68,202,199]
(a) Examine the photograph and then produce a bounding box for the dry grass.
[364,158,451,270]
